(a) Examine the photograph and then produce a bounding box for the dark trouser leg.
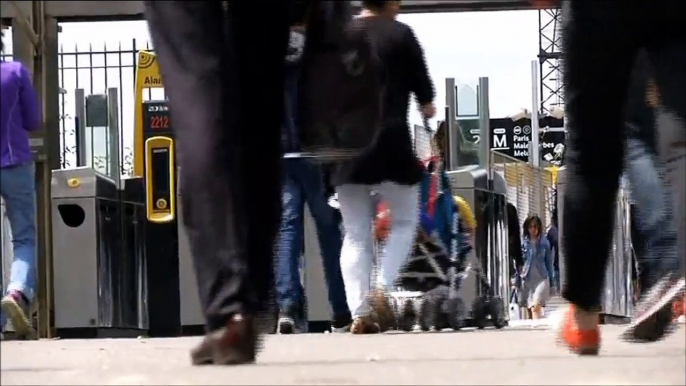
[228,1,291,315]
[302,161,350,320]
[561,1,638,311]
[145,1,289,332]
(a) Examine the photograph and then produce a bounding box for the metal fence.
[57,39,160,174]
[490,150,555,231]
[2,38,159,175]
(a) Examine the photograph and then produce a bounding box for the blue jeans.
[0,163,37,313]
[275,159,349,320]
[625,138,678,284]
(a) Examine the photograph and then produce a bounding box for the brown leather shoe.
[368,289,397,332]
[350,316,381,334]
[190,314,259,365]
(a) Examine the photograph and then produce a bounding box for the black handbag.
[298,0,385,162]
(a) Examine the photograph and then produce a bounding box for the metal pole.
[23,0,59,340]
[530,60,541,167]
[477,77,491,175]
[445,78,459,171]
[74,89,87,167]
[107,88,121,189]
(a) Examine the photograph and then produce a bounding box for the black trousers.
[562,0,685,310]
[145,1,291,331]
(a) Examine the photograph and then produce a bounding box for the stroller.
[377,123,506,331]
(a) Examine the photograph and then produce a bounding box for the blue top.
[521,234,555,286]
[0,61,41,168]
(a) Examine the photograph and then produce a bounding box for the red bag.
[374,202,390,242]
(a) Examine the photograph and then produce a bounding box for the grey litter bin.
[51,167,145,337]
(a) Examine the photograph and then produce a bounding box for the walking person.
[145,0,372,365]
[332,0,436,334]
[144,1,292,365]
[275,16,352,335]
[0,32,41,337]
[550,0,686,355]
[546,208,560,295]
[520,215,554,320]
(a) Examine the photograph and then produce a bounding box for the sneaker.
[276,314,300,335]
[350,316,380,334]
[553,304,600,356]
[368,289,397,332]
[1,291,32,336]
[622,276,685,343]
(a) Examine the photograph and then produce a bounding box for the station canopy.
[2,0,534,22]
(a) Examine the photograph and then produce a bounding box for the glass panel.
[453,81,481,167]
[88,125,111,176]
[456,81,479,118]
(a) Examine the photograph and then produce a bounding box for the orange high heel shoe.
[554,304,601,356]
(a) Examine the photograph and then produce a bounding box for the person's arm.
[19,65,42,132]
[402,26,435,115]
[520,239,528,272]
[544,240,555,288]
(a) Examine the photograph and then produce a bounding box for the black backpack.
[298,1,385,162]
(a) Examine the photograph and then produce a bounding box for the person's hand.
[420,103,436,119]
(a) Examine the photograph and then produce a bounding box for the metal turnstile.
[447,165,510,319]
[304,208,330,330]
[51,168,148,337]
[177,189,204,328]
[557,167,634,320]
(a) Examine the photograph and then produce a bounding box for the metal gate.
[490,150,555,230]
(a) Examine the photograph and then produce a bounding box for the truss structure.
[538,7,563,116]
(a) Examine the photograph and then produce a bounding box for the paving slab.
[1,325,684,385]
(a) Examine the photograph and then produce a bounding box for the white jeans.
[337,182,419,318]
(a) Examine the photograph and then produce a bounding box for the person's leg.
[274,161,306,334]
[145,0,241,334]
[370,182,419,332]
[532,280,550,319]
[559,1,638,354]
[0,163,37,336]
[301,161,352,331]
[144,0,289,365]
[375,182,420,290]
[624,34,686,342]
[624,137,677,286]
[231,1,290,322]
[336,184,378,333]
[649,34,686,274]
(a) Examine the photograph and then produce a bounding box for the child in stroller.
[375,159,506,331]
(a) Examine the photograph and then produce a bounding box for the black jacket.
[330,17,435,187]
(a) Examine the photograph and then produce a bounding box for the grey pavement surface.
[1,325,684,385]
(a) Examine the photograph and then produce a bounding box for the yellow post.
[133,51,164,177]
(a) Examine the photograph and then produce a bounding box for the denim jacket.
[521,235,555,286]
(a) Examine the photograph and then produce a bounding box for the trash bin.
[51,167,146,337]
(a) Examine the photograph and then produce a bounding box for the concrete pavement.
[1,325,684,385]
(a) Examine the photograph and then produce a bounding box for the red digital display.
[149,115,170,130]
[143,101,171,133]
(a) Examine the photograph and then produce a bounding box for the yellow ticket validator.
[145,136,176,223]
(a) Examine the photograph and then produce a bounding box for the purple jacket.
[1,61,41,168]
